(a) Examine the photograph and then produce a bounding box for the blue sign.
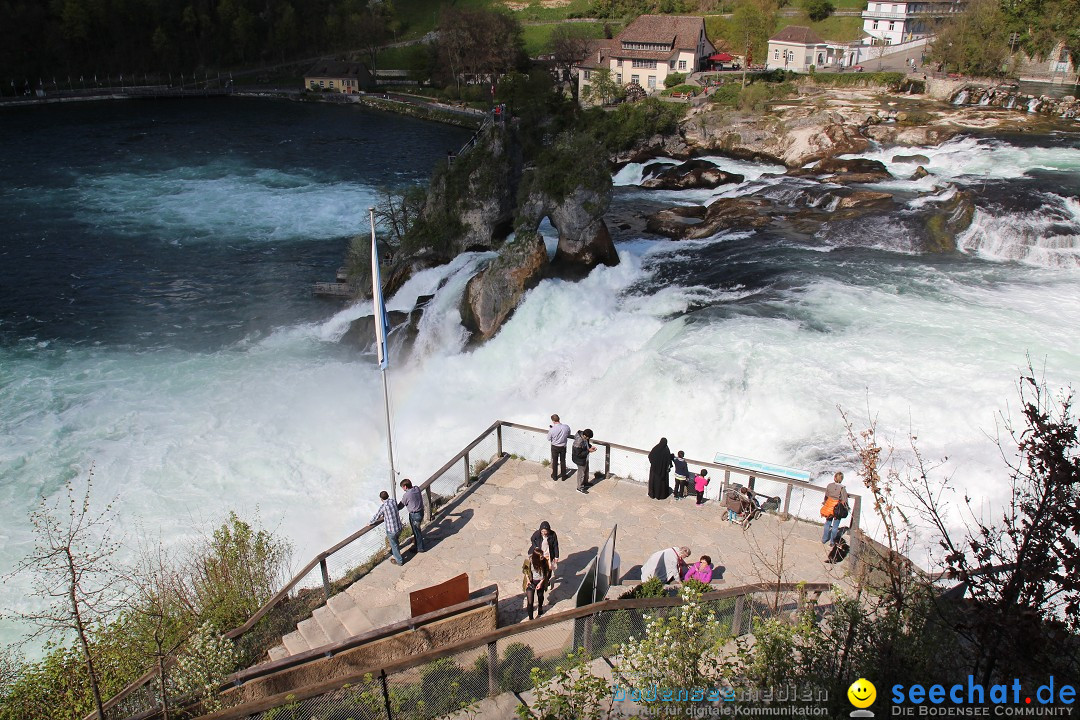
[713,453,811,482]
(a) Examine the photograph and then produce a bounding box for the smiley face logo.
[847,678,876,708]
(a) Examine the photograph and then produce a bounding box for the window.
[670,61,676,69]
[872,20,879,28]
[329,80,335,89]
[889,21,895,30]
[679,60,687,70]
[319,80,325,88]
[632,59,657,69]
[309,80,317,89]
[631,74,639,84]
[616,73,623,83]
[584,70,591,80]
[647,75,656,88]
[774,49,780,59]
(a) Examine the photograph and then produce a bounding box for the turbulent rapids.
[1,100,1079,647]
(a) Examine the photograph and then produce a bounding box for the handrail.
[197,582,834,720]
[498,421,861,522]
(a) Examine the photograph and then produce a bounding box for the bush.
[584,98,686,153]
[633,576,667,598]
[660,84,698,96]
[804,0,835,21]
[663,72,687,88]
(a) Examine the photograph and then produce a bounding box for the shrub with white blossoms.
[614,584,728,707]
[171,621,238,714]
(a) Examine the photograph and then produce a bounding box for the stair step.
[313,604,352,644]
[281,630,310,656]
[329,591,374,636]
[297,615,331,650]
[267,645,288,662]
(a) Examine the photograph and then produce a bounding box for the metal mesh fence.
[499,424,551,465]
[223,591,801,720]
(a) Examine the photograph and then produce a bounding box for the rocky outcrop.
[518,186,618,269]
[910,165,930,180]
[790,157,893,184]
[682,106,871,168]
[460,232,548,342]
[611,133,694,166]
[892,154,930,165]
[646,197,771,239]
[833,190,895,211]
[922,189,976,252]
[640,159,745,190]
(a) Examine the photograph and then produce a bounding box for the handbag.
[833,501,849,520]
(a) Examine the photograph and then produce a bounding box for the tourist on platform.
[521,547,552,620]
[683,555,714,584]
[571,428,596,494]
[398,478,425,554]
[821,471,849,546]
[547,414,571,481]
[694,468,710,506]
[672,450,692,500]
[371,490,405,565]
[647,438,674,500]
[641,545,691,584]
[529,521,560,574]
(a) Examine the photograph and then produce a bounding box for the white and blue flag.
[370,211,390,370]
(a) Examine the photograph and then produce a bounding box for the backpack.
[571,434,589,465]
[833,501,849,520]
[826,538,850,564]
[820,496,839,518]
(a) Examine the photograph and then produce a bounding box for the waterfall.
[1028,98,1040,113]
[952,90,970,105]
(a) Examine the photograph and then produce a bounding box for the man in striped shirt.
[371,490,405,565]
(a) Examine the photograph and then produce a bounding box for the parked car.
[852,65,864,72]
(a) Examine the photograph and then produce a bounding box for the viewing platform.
[267,457,856,661]
[96,421,865,720]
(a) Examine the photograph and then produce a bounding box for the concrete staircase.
[266,581,381,661]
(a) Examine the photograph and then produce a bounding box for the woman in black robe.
[647,437,674,499]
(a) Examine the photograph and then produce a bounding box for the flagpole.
[370,207,398,502]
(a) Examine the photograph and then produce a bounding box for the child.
[672,450,691,499]
[694,468,709,506]
[683,555,714,583]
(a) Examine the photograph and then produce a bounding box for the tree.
[436,8,526,91]
[803,0,834,22]
[728,0,778,70]
[3,469,122,720]
[548,24,593,101]
[582,67,622,106]
[929,0,1010,76]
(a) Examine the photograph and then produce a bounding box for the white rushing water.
[2,130,1080,647]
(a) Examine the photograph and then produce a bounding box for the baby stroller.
[725,485,762,529]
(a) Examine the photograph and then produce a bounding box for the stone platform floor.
[271,458,855,659]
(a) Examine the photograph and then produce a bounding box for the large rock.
[460,232,548,342]
[810,157,892,179]
[834,190,895,211]
[519,184,618,269]
[612,133,694,166]
[922,189,976,252]
[892,154,930,164]
[640,159,745,190]
[646,198,771,239]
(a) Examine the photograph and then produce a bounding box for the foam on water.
[848,136,1080,182]
[73,160,378,243]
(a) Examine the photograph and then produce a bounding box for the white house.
[576,15,715,100]
[765,26,866,72]
[861,0,966,46]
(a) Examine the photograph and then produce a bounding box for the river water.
[1,99,1078,646]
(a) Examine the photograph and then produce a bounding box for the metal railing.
[196,582,835,720]
[100,420,857,720]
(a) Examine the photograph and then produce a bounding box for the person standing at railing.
[398,479,425,554]
[571,429,596,494]
[647,438,674,500]
[821,471,849,548]
[529,521,560,597]
[547,414,571,481]
[371,490,405,566]
[694,468,710,506]
[672,450,692,500]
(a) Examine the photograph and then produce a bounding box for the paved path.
[269,459,854,659]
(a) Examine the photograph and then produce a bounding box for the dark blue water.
[0,98,471,350]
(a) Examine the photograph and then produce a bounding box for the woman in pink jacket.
[683,555,714,583]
